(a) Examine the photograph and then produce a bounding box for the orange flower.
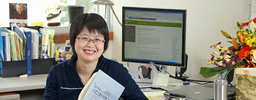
[253,17,256,23]
[238,45,253,59]
[232,38,239,50]
[237,33,246,47]
[241,22,249,27]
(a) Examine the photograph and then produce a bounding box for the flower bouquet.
[199,18,256,79]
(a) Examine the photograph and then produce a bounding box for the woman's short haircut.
[15,3,24,8]
[70,13,109,58]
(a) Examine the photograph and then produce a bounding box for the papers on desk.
[128,62,157,83]
[169,83,184,87]
[154,73,169,87]
[141,88,154,92]
[143,91,165,98]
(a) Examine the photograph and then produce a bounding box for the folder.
[12,25,25,60]
[13,32,21,60]
[41,30,49,59]
[51,43,55,58]
[22,27,39,59]
[8,31,17,61]
[48,29,55,58]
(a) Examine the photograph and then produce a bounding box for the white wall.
[111,0,249,81]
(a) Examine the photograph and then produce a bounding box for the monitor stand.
[175,53,188,79]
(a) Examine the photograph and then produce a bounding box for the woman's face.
[75,27,105,63]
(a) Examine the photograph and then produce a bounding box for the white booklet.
[78,70,125,100]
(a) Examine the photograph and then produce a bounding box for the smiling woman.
[43,13,148,100]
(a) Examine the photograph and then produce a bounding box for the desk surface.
[0,74,197,100]
[0,74,48,93]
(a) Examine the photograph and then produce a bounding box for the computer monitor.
[122,7,187,67]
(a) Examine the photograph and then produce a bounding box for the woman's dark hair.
[70,13,109,58]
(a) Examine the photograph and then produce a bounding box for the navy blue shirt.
[43,55,148,100]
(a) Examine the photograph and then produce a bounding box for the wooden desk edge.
[0,84,45,93]
[0,74,48,93]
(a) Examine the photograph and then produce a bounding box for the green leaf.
[250,30,253,34]
[199,60,247,79]
[199,67,229,78]
[231,60,247,69]
[237,22,241,28]
[227,41,232,44]
[246,29,249,32]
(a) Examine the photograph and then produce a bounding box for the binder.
[31,30,39,59]
[0,30,3,62]
[2,36,6,61]
[1,29,11,61]
[0,30,2,75]
[38,32,42,59]
[24,31,32,76]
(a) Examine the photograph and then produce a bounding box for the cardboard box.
[236,68,256,100]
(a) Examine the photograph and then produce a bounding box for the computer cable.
[154,65,213,85]
[165,70,213,85]
[228,83,235,88]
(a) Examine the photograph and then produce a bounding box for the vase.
[221,69,234,84]
[67,5,85,23]
[213,78,228,100]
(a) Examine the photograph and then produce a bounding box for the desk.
[0,74,202,100]
[143,78,236,100]
[0,74,47,93]
[1,74,169,100]
[0,74,48,100]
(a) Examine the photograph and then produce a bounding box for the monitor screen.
[122,7,186,67]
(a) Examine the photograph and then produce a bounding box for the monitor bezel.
[122,6,186,67]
